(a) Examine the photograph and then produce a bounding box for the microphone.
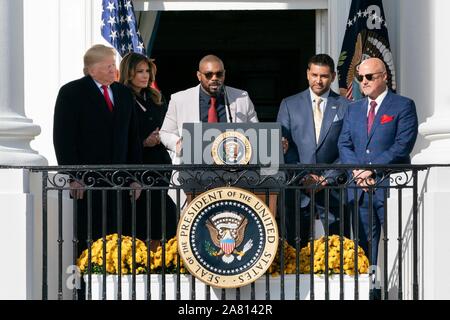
[222,84,233,123]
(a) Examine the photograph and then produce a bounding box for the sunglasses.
[199,71,225,79]
[356,71,384,82]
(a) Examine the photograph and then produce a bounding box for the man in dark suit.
[338,57,418,268]
[53,44,142,256]
[277,54,350,248]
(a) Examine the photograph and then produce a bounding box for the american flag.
[337,0,396,100]
[101,0,146,57]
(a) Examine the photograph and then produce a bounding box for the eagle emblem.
[205,211,253,264]
[339,30,396,100]
[223,141,241,163]
[211,131,252,165]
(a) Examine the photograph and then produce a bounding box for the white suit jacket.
[160,84,259,208]
[161,84,258,164]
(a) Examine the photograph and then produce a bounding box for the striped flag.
[220,237,236,255]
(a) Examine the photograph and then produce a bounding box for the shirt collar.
[199,85,223,99]
[369,88,388,107]
[199,86,211,100]
[309,88,330,102]
[199,85,223,103]
[92,78,114,91]
[309,88,330,112]
[93,79,105,89]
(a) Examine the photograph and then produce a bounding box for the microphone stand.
[222,85,233,123]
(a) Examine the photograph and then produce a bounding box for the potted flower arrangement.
[266,235,369,275]
[77,234,189,300]
[78,234,370,300]
[298,235,370,275]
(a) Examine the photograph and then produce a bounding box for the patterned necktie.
[313,97,323,144]
[101,85,113,112]
[208,96,218,123]
[367,100,377,134]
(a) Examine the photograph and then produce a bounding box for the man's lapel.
[224,86,234,123]
[317,92,339,148]
[367,91,393,142]
[192,85,201,123]
[110,83,120,113]
[85,76,111,113]
[358,98,369,146]
[299,90,317,148]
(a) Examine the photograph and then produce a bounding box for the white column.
[0,0,46,165]
[413,0,450,164]
[408,0,450,299]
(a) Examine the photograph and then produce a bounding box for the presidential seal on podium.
[211,131,252,165]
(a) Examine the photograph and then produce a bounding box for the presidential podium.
[179,122,284,216]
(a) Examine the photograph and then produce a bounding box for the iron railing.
[22,164,428,300]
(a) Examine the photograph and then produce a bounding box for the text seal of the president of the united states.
[177,187,278,288]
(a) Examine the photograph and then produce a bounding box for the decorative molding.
[134,0,327,11]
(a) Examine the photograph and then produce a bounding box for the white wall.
[23,0,106,165]
[0,170,31,299]
[383,0,433,157]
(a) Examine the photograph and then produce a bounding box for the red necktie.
[101,85,113,112]
[208,96,218,123]
[367,100,377,134]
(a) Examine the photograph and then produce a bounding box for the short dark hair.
[307,54,335,73]
[199,54,224,71]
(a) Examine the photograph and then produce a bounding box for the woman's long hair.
[119,52,162,106]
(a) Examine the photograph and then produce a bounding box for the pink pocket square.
[381,114,394,124]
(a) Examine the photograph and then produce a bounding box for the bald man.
[338,58,418,281]
[160,55,258,206]
[160,54,258,162]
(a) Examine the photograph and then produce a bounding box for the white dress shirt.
[309,88,330,114]
[93,79,115,105]
[366,88,388,116]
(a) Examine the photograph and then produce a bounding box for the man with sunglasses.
[277,53,351,248]
[338,57,418,298]
[160,54,258,206]
[161,54,258,161]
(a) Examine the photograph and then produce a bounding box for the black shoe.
[77,288,85,301]
[369,288,382,300]
[77,279,86,301]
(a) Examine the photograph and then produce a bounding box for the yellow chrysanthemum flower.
[77,234,368,277]
[77,234,151,275]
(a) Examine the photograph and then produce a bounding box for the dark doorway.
[150,10,315,122]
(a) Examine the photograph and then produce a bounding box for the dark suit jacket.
[135,92,171,165]
[53,75,142,166]
[277,89,349,181]
[338,90,418,200]
[277,89,349,222]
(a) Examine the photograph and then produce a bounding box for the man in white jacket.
[161,54,258,161]
[160,54,259,206]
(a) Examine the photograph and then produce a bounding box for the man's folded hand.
[129,182,142,200]
[69,180,85,200]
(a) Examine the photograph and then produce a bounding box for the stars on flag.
[101,0,146,57]
[346,6,388,29]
